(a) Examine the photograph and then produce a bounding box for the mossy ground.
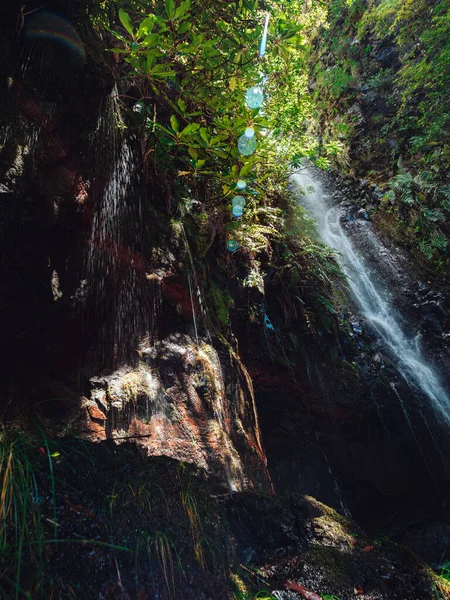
[1,428,448,599]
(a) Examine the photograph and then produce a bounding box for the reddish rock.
[88,404,107,421]
[161,273,198,318]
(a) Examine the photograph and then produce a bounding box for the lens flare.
[232,195,246,208]
[226,240,239,252]
[238,134,257,156]
[232,205,244,218]
[260,13,270,58]
[244,127,255,138]
[236,180,247,190]
[245,86,264,110]
[24,10,86,67]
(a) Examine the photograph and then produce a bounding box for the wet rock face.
[0,5,270,492]
[236,168,450,554]
[77,334,271,491]
[323,172,450,392]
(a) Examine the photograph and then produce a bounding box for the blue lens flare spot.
[244,127,255,138]
[232,205,244,218]
[245,86,264,109]
[226,240,239,252]
[236,180,247,190]
[232,195,246,208]
[238,134,257,156]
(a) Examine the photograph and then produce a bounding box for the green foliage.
[359,0,450,173]
[272,196,346,334]
[318,63,356,96]
[209,282,231,329]
[100,0,340,261]
[0,428,131,598]
[440,562,450,583]
[0,428,46,599]
[309,0,450,268]
[385,169,450,260]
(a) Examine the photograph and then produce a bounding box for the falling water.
[83,86,155,369]
[180,223,211,344]
[293,169,450,427]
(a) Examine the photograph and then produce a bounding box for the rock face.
[78,335,270,490]
[245,167,450,560]
[0,1,270,492]
[2,1,450,584]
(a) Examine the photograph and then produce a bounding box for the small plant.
[181,485,203,567]
[440,562,450,582]
[104,481,120,519]
[135,530,184,598]
[0,427,49,599]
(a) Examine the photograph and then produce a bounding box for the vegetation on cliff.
[309,0,450,269]
[90,0,346,335]
[1,0,450,598]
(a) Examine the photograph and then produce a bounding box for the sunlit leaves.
[119,9,134,36]
[106,0,340,257]
[180,123,200,137]
[170,115,180,133]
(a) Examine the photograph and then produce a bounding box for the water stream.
[293,169,450,426]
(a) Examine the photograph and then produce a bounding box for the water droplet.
[244,127,255,138]
[232,205,244,218]
[238,134,256,156]
[245,86,264,109]
[232,195,246,208]
[236,180,246,190]
[226,240,239,252]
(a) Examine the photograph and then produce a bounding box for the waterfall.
[82,86,157,371]
[293,169,450,426]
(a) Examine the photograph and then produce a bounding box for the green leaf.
[196,159,206,169]
[177,99,186,114]
[180,123,200,136]
[170,115,180,133]
[178,21,191,34]
[165,0,176,19]
[152,71,177,78]
[138,16,155,38]
[199,127,210,144]
[239,162,253,177]
[142,34,160,47]
[146,53,156,71]
[211,149,228,158]
[188,147,198,160]
[154,123,173,136]
[119,9,134,37]
[175,0,191,20]
[105,26,127,42]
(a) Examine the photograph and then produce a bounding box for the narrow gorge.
[1,0,450,598]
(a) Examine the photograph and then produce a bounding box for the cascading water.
[83,86,158,370]
[293,169,450,427]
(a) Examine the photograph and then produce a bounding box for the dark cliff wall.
[0,0,271,492]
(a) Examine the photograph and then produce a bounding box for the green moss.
[305,546,351,583]
[209,281,231,329]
